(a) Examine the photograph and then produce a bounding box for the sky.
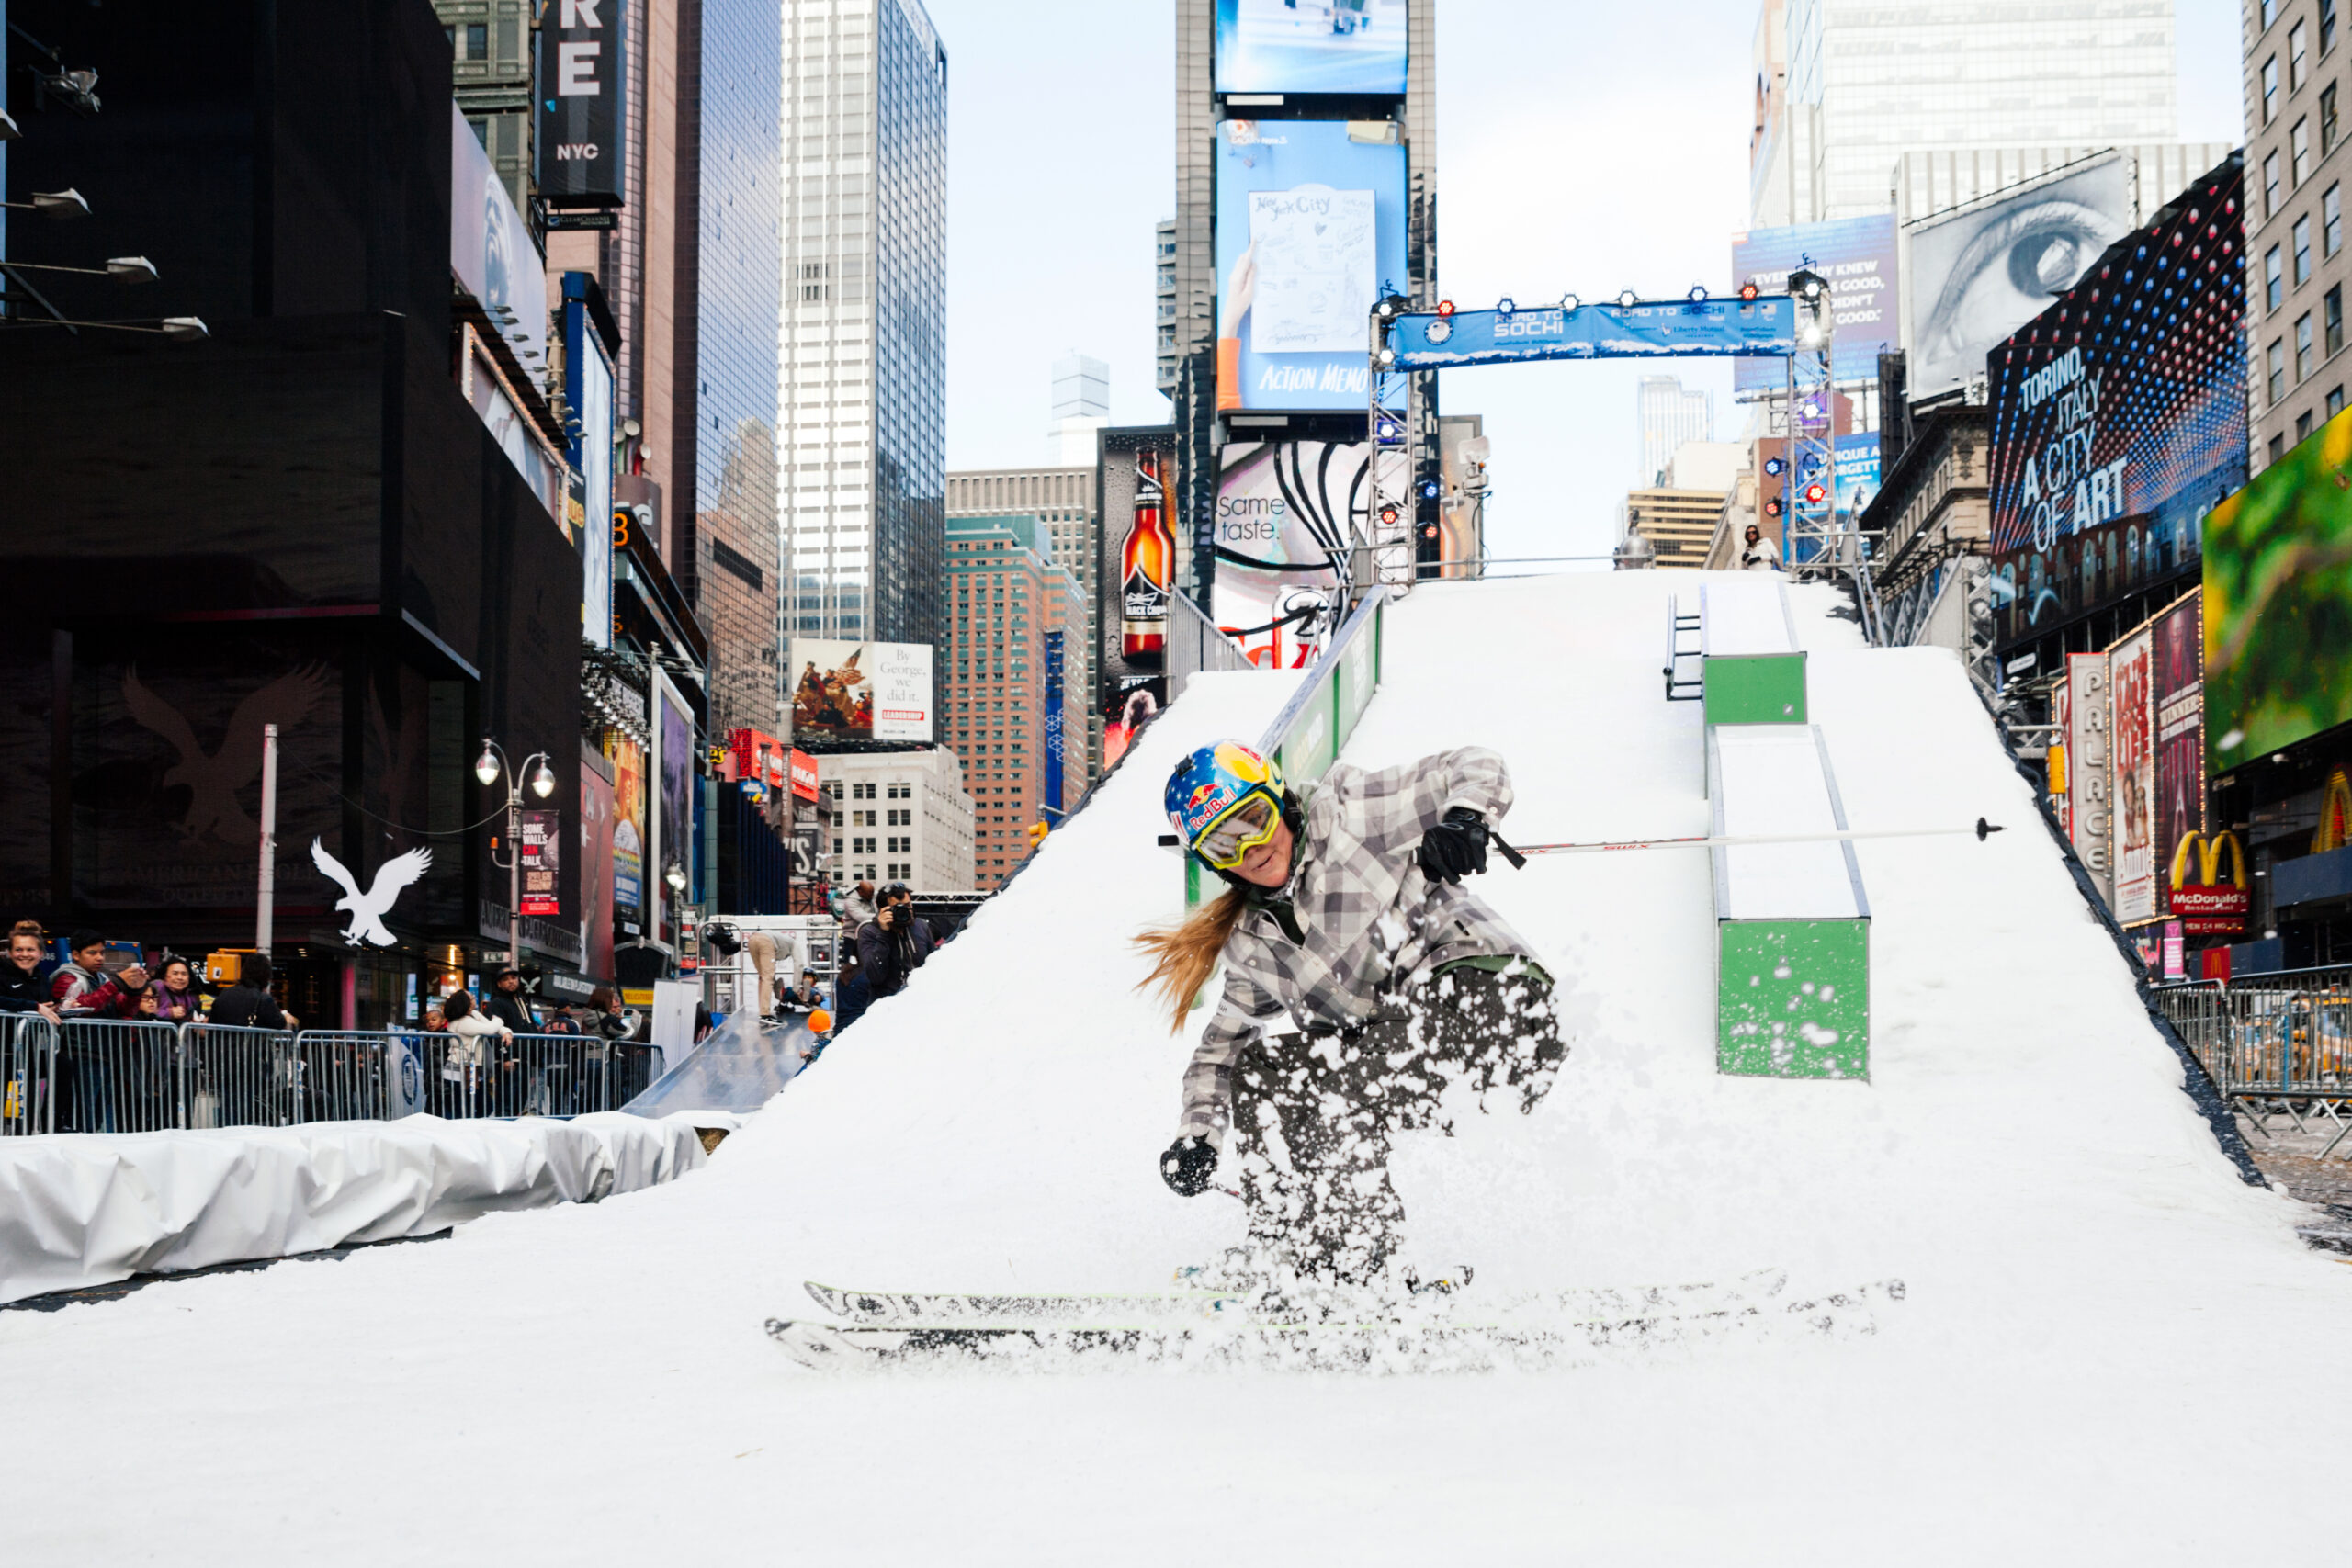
[920,0,2249,568]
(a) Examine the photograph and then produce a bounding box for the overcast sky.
[918,0,2249,567]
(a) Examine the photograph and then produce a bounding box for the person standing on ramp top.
[1138,739,1566,1293]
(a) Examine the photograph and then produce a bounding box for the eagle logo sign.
[311,840,433,948]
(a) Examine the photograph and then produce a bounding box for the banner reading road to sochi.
[1386,297,1796,370]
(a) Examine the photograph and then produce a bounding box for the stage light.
[1560,292,1581,312]
[1436,299,1455,318]
[1738,281,1760,301]
[1687,285,1709,303]
[1616,289,1638,309]
[1763,456,1786,477]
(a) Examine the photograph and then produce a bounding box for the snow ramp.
[6,572,2351,1564]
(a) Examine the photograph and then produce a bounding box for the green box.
[1716,919,1870,1080]
[1702,653,1807,727]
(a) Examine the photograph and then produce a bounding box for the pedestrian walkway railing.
[2157,967,2352,1156]
[0,1022,666,1136]
[2,1013,59,1135]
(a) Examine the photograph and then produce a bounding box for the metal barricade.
[2159,969,2352,1155]
[281,1032,400,1123]
[408,1032,663,1119]
[1,1012,58,1136]
[180,1022,303,1130]
[56,1019,187,1134]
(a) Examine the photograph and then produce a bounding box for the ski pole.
[1493,818,2003,858]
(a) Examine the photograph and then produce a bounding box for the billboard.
[655,671,693,943]
[789,641,934,744]
[1215,440,1354,669]
[2110,627,2157,923]
[1906,153,2134,401]
[1214,0,1407,96]
[580,757,614,980]
[1986,158,2247,649]
[1730,216,1898,395]
[2151,591,2205,924]
[564,278,615,649]
[536,0,628,207]
[520,809,561,918]
[1216,119,1407,413]
[450,104,548,392]
[2206,406,2352,773]
[608,732,646,932]
[1100,434,1181,768]
[2066,651,2113,907]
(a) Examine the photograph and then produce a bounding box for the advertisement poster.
[657,671,693,943]
[1906,153,2134,401]
[2052,678,2072,840]
[2110,629,2157,923]
[448,103,548,391]
[579,760,614,980]
[1215,440,1353,669]
[1214,0,1407,96]
[534,0,628,207]
[1100,434,1181,767]
[1986,158,2246,648]
[568,292,614,650]
[519,809,561,918]
[2066,652,2113,906]
[2151,592,2204,921]
[1729,215,1898,395]
[789,640,933,744]
[2206,406,2352,773]
[1216,119,1407,412]
[610,733,646,931]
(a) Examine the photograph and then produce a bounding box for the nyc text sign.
[537,0,628,208]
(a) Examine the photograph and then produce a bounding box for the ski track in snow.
[4,572,2348,1563]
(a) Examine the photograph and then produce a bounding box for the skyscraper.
[1638,376,1713,486]
[1048,353,1110,465]
[1750,0,2180,229]
[782,0,949,669]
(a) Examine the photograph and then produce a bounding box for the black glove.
[1160,1134,1217,1197]
[1417,807,1490,884]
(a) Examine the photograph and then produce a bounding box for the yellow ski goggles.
[1193,792,1283,870]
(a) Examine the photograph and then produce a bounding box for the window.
[2265,0,2279,26]
[2268,151,2285,217]
[2331,186,2346,255]
[2298,214,2314,282]
[2295,20,2311,86]
[2271,433,2289,464]
[2328,0,2341,53]
[2301,410,2318,442]
[2300,312,2316,379]
[2295,118,2313,186]
[2271,339,2290,402]
[2328,85,2342,155]
[2269,245,2286,310]
[2332,286,2346,355]
[2267,56,2281,122]
[2331,385,2347,418]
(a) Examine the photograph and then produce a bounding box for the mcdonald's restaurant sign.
[2168,830,2249,935]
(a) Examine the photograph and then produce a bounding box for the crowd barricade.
[58,1020,191,1134]
[1,1012,59,1135]
[410,1032,667,1120]
[179,1021,304,1131]
[2159,966,2352,1156]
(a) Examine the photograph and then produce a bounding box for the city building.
[782,0,949,676]
[432,0,533,209]
[1639,376,1713,485]
[1154,218,1180,395]
[819,750,974,890]
[2245,0,2352,472]
[1749,0,2181,229]
[942,513,1087,890]
[1049,353,1111,466]
[1623,489,1727,570]
[944,464,1101,775]
[1856,405,1991,642]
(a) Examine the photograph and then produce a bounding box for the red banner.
[789,749,820,801]
[519,809,560,918]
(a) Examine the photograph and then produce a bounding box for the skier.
[1137,740,1565,1296]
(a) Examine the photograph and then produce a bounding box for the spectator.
[481,966,536,1033]
[149,956,202,1025]
[781,969,824,1010]
[439,989,509,1115]
[51,930,149,1020]
[0,921,61,1023]
[856,883,933,1001]
[588,985,639,1043]
[831,952,872,1033]
[1741,524,1779,572]
[539,1006,582,1036]
[421,1003,448,1032]
[841,879,878,931]
[207,952,298,1031]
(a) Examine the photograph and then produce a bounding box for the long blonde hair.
[1133,886,1248,1033]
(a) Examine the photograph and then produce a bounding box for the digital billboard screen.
[1906,153,2135,401]
[789,640,935,745]
[2151,591,2206,924]
[1215,0,1407,96]
[1214,440,1358,670]
[1730,216,1898,396]
[2109,626,2157,924]
[2205,407,2352,773]
[1216,118,1407,413]
[1985,157,2246,649]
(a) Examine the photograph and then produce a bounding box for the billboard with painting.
[788,641,935,746]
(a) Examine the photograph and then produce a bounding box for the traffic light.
[1027,821,1049,852]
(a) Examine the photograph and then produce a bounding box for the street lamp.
[476,737,555,967]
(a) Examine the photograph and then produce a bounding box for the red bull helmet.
[1166,740,1288,871]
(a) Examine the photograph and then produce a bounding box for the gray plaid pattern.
[1179,747,1540,1145]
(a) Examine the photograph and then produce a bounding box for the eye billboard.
[1215,0,1407,96]
[1985,156,2247,650]
[1216,118,1408,414]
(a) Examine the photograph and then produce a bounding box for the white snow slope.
[6,573,2348,1565]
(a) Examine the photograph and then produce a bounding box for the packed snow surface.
[5,573,2347,1563]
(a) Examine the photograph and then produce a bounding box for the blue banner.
[1388,298,1796,369]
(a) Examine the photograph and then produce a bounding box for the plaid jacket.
[1179,747,1539,1145]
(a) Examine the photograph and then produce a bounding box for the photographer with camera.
[854,883,932,1002]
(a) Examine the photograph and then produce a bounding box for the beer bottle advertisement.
[1122,450,1173,664]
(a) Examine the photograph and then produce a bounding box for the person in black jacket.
[0,921,60,1022]
[482,967,537,1034]
[207,952,297,1031]
[854,884,932,1000]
